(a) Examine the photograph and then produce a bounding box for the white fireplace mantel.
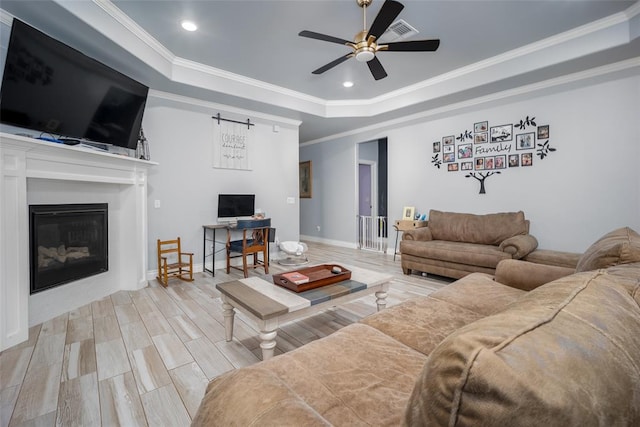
[0,132,157,351]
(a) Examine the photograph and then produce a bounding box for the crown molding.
[147,89,302,128]
[302,57,640,146]
[92,0,174,63]
[0,9,13,26]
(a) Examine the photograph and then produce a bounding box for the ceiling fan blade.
[367,56,388,80]
[312,53,353,75]
[381,39,440,52]
[299,30,352,46]
[367,0,404,41]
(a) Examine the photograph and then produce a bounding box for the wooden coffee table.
[216,264,391,360]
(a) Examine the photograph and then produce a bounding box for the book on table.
[281,272,309,285]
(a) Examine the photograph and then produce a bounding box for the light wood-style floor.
[1,242,450,427]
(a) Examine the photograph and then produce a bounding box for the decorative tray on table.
[272,264,352,293]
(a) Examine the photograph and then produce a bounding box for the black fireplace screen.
[29,203,108,294]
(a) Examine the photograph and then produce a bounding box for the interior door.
[359,163,372,216]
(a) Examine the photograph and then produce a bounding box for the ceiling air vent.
[379,19,419,43]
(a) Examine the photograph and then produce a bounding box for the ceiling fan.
[299,0,440,81]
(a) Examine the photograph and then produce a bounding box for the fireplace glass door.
[29,203,108,294]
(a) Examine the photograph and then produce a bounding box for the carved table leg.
[375,290,388,311]
[259,330,278,361]
[222,302,235,342]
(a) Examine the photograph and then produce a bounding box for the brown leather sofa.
[192,227,640,426]
[400,209,539,279]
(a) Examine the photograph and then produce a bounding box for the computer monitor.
[217,194,255,222]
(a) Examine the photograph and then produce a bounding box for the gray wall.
[300,74,640,253]
[143,95,300,272]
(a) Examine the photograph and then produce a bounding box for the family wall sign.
[431,115,557,194]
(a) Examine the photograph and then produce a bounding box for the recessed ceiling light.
[181,20,198,32]
[343,81,354,88]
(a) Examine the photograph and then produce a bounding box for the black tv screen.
[0,19,148,149]
[218,194,255,219]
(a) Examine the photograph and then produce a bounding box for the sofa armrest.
[402,227,433,241]
[494,259,576,291]
[499,234,538,259]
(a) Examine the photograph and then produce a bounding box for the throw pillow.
[575,227,640,272]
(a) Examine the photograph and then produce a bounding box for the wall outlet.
[154,200,160,208]
[316,225,321,231]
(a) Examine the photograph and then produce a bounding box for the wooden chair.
[226,218,271,278]
[157,237,194,287]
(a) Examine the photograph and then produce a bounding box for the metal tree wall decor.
[430,115,557,194]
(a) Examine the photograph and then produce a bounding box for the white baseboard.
[299,235,358,249]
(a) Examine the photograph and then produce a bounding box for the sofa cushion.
[194,323,427,427]
[428,272,526,316]
[362,273,524,356]
[405,269,640,426]
[400,240,512,268]
[576,227,640,272]
[428,210,528,245]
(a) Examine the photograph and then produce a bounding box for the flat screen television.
[218,194,255,221]
[0,19,149,149]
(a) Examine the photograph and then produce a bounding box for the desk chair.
[157,237,194,287]
[226,218,271,278]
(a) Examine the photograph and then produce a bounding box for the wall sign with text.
[431,115,556,194]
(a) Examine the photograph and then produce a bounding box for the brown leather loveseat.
[401,209,539,279]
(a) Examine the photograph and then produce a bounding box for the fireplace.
[29,203,108,294]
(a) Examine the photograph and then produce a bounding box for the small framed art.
[537,125,549,139]
[474,121,488,133]
[299,161,312,198]
[490,124,513,142]
[474,132,488,144]
[402,206,415,220]
[516,132,535,150]
[458,144,472,159]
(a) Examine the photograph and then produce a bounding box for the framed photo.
[433,141,441,153]
[484,157,495,170]
[508,154,520,167]
[443,152,455,163]
[495,155,506,169]
[537,125,549,139]
[474,121,488,133]
[447,163,459,172]
[521,153,533,166]
[299,161,312,198]
[458,143,472,159]
[442,135,455,145]
[443,144,454,154]
[475,157,485,170]
[516,132,535,150]
[461,161,473,171]
[490,124,513,142]
[402,206,415,220]
[474,132,488,144]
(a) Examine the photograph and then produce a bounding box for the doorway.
[357,138,388,252]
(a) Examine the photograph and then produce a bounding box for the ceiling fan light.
[355,50,375,62]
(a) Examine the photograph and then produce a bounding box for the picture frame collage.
[433,120,549,172]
